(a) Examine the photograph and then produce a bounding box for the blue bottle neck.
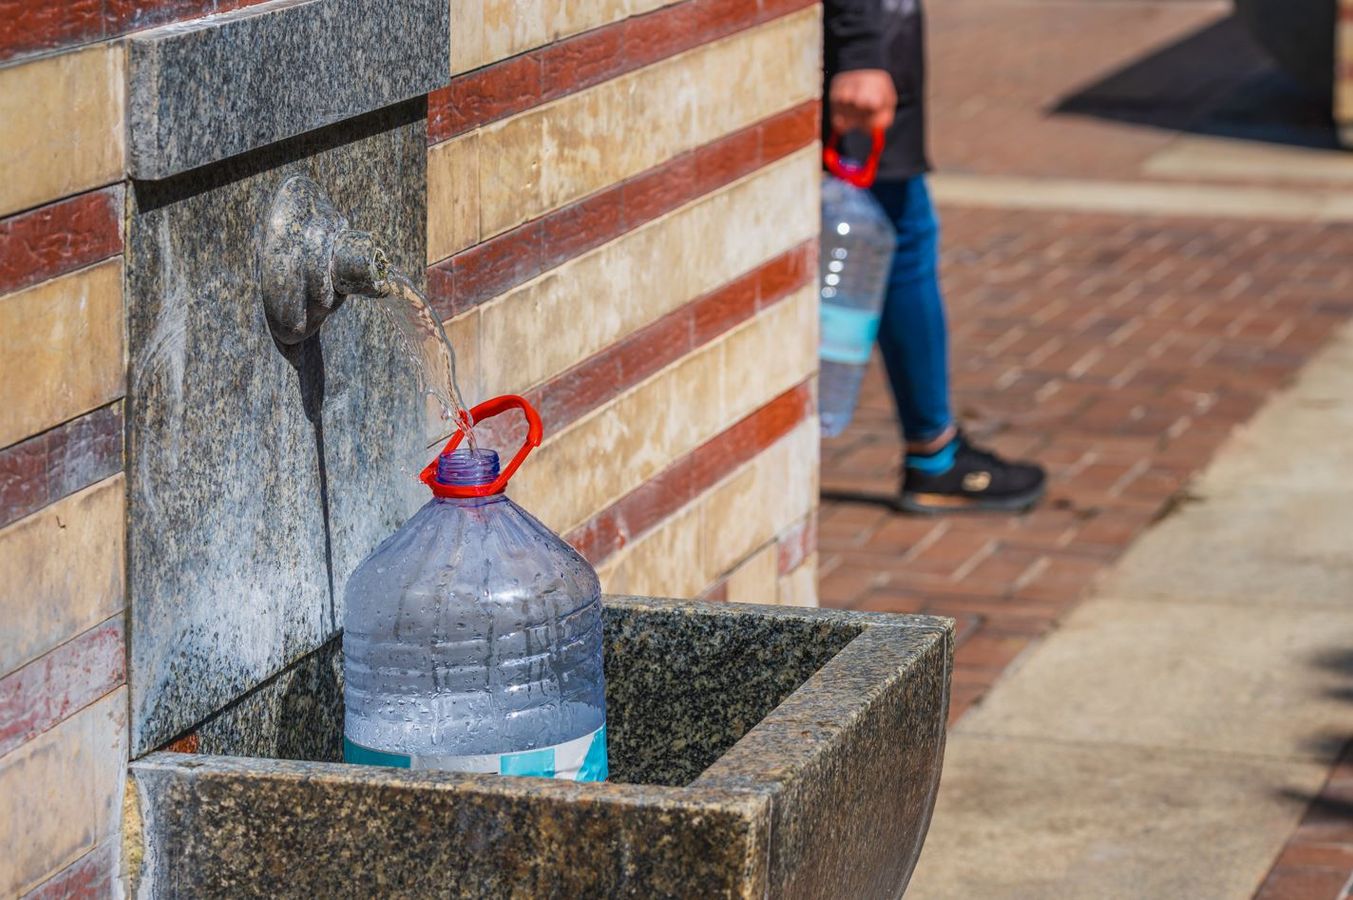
[436,448,500,486]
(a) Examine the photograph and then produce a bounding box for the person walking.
[824,0,1048,513]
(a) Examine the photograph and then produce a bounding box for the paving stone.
[961,597,1353,763]
[905,736,1324,900]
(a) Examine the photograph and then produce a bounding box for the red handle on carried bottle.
[420,394,543,498]
[823,128,886,189]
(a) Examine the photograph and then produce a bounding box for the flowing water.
[368,263,478,451]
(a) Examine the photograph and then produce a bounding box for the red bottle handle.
[419,394,543,498]
[823,128,886,189]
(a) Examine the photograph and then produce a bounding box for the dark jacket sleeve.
[823,0,888,72]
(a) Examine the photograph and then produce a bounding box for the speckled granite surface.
[126,102,428,756]
[128,597,952,898]
[126,0,450,179]
[194,637,344,762]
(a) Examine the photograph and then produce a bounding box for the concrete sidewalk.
[905,323,1353,897]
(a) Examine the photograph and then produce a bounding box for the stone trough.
[125,597,951,898]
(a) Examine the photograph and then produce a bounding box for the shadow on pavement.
[1054,15,1337,149]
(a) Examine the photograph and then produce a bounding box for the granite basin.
[125,597,952,898]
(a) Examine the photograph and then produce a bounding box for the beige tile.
[547,0,629,45]
[0,688,127,897]
[511,355,680,533]
[458,0,684,73]
[776,553,817,608]
[427,131,482,263]
[700,422,817,579]
[698,463,762,579]
[0,477,126,678]
[478,148,819,400]
[426,308,481,445]
[449,0,489,74]
[595,502,705,599]
[0,44,125,218]
[906,736,1323,900]
[961,597,1353,763]
[590,421,816,598]
[724,542,780,605]
[478,109,544,237]
[537,78,638,215]
[482,0,552,68]
[0,260,125,449]
[715,284,818,426]
[476,11,821,237]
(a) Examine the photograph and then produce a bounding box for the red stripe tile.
[701,580,731,602]
[758,237,817,308]
[760,101,822,162]
[540,24,630,102]
[428,0,813,144]
[0,0,104,64]
[692,127,763,196]
[441,222,544,318]
[0,403,123,528]
[0,616,125,757]
[1,0,274,65]
[621,155,700,228]
[21,841,119,900]
[0,188,122,297]
[429,54,544,145]
[104,0,272,38]
[777,511,817,574]
[566,381,814,563]
[539,188,627,272]
[620,1,713,65]
[691,266,762,345]
[428,99,819,314]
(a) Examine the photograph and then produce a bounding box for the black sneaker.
[898,433,1046,514]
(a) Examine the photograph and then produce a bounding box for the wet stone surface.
[126,101,429,755]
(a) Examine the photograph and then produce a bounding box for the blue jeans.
[869,176,953,443]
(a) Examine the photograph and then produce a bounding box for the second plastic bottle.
[343,396,608,780]
[819,128,897,438]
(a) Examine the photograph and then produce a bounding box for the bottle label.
[819,304,882,365]
[344,723,608,782]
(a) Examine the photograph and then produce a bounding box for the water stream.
[366,261,478,452]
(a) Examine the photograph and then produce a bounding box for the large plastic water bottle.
[343,395,608,780]
[819,130,896,438]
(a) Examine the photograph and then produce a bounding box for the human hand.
[829,69,897,134]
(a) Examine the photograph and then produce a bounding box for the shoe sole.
[896,483,1047,516]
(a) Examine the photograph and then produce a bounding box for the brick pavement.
[819,208,1353,727]
[1256,740,1353,900]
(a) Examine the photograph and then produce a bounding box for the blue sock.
[906,437,958,475]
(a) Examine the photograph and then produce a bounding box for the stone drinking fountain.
[116,2,952,896]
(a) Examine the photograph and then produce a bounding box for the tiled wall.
[0,0,821,893]
[429,0,823,605]
[0,21,130,896]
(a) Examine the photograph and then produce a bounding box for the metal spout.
[331,230,388,298]
[260,176,387,347]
